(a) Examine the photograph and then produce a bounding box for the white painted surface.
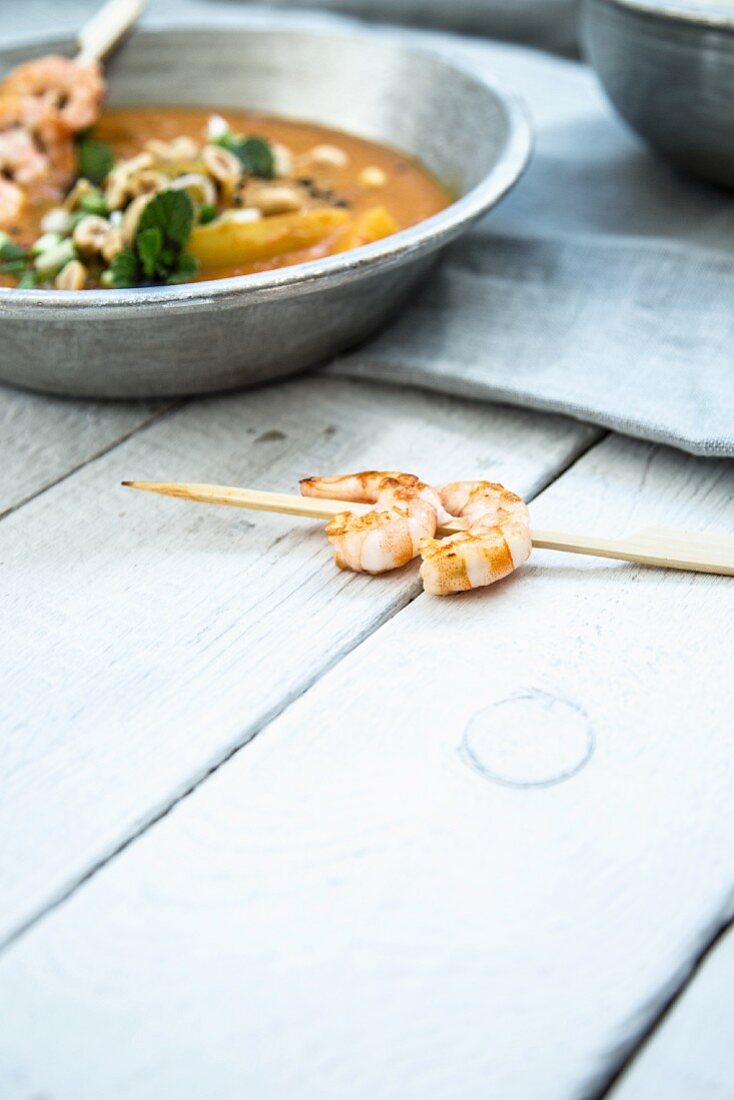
[611,920,734,1100]
[1,433,731,1099]
[0,374,592,945]
[0,385,167,515]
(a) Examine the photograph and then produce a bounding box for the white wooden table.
[1,362,733,1099]
[3,2,734,1095]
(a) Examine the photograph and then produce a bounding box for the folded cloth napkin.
[327,27,734,457]
[6,1,734,455]
[331,231,734,457]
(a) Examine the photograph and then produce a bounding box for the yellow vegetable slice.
[190,208,350,268]
[333,206,398,253]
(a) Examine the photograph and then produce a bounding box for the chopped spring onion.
[31,232,63,256]
[17,268,40,289]
[207,114,230,141]
[34,238,77,275]
[40,207,72,235]
[78,187,108,217]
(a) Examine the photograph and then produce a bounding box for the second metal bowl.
[582,0,734,188]
[0,25,531,398]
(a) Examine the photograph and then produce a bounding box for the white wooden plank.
[0,385,167,515]
[0,373,593,946]
[610,921,734,1100]
[0,433,731,1099]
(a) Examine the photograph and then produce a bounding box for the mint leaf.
[217,134,274,179]
[166,252,199,285]
[199,202,217,225]
[137,226,163,278]
[77,137,115,185]
[109,249,140,289]
[156,246,176,273]
[138,190,194,249]
[105,192,198,288]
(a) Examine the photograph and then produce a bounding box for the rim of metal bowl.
[0,23,532,312]
[595,0,734,31]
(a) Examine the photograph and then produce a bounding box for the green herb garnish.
[34,238,77,276]
[165,252,199,284]
[109,249,139,289]
[77,136,115,185]
[198,202,217,225]
[138,189,194,249]
[137,227,164,278]
[0,241,29,263]
[107,190,199,288]
[78,187,109,217]
[0,259,28,274]
[0,240,37,285]
[216,133,275,179]
[17,268,41,289]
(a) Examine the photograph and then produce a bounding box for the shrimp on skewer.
[0,177,26,228]
[0,56,105,136]
[0,56,106,208]
[300,471,446,575]
[419,481,531,596]
[0,125,49,186]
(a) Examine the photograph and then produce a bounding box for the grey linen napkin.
[331,231,734,457]
[326,28,734,458]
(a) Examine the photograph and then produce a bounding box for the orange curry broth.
[1,106,452,286]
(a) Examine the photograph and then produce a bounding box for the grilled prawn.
[300,470,446,574]
[419,480,531,595]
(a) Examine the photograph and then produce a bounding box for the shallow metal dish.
[0,25,531,398]
[582,0,734,188]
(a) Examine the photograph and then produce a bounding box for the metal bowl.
[581,0,734,188]
[0,25,531,398]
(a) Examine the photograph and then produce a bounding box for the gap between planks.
[0,581,418,955]
[0,418,605,956]
[2,427,732,1099]
[0,400,183,523]
[597,906,734,1099]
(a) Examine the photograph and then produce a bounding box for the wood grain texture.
[0,385,167,516]
[0,432,731,1099]
[610,919,734,1100]
[0,374,593,945]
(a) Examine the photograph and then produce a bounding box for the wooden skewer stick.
[76,0,146,64]
[121,481,734,577]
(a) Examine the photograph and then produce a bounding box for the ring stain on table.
[460,688,595,788]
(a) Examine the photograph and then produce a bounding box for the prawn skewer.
[418,481,531,595]
[75,0,146,66]
[120,481,734,580]
[0,0,143,225]
[301,471,447,574]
